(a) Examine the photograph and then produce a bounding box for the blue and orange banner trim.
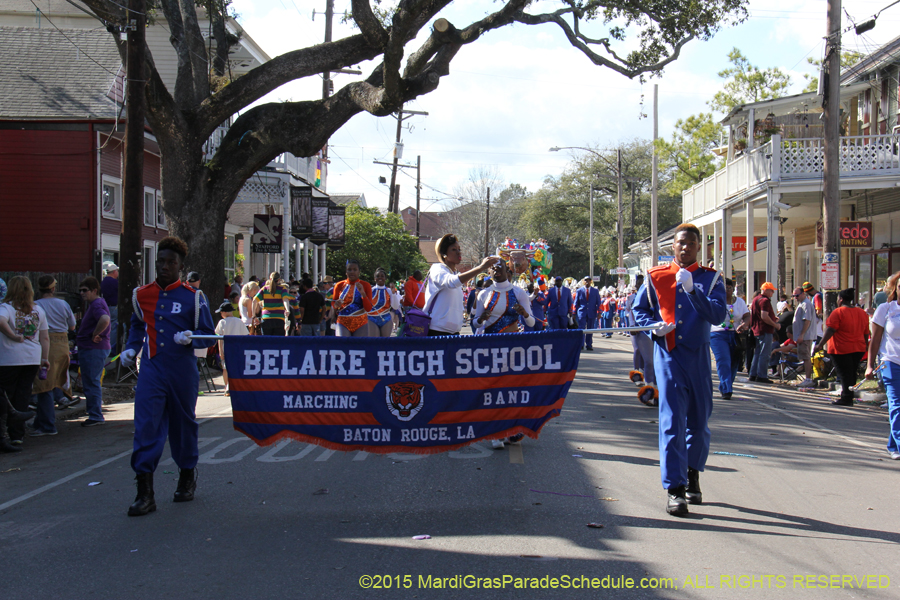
[223,330,583,454]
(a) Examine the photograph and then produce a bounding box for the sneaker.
[81,419,105,427]
[491,439,505,449]
[889,451,900,460]
[507,433,525,444]
[56,398,80,409]
[28,429,57,437]
[798,379,815,388]
[9,438,23,446]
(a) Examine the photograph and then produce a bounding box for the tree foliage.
[654,113,724,197]
[708,48,791,114]
[76,0,749,304]
[516,141,682,280]
[327,203,427,283]
[445,168,530,262]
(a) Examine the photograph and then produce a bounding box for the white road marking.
[198,437,258,464]
[352,451,369,461]
[160,437,221,466]
[314,449,335,462]
[256,440,317,463]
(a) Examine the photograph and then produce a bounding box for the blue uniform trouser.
[547,314,567,330]
[710,330,737,395]
[131,354,201,474]
[631,332,655,384]
[600,314,612,335]
[577,316,598,348]
[654,343,713,489]
[884,360,900,455]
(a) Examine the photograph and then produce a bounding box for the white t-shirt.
[215,316,250,337]
[425,263,464,334]
[872,301,900,366]
[711,296,749,333]
[0,302,48,366]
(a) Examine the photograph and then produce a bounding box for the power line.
[28,1,120,77]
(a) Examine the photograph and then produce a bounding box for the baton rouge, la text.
[242,344,562,377]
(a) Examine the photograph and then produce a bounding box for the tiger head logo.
[385,382,425,422]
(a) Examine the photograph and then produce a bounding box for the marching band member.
[121,236,216,516]
[545,276,573,330]
[522,282,546,332]
[473,259,535,449]
[333,259,373,337]
[627,275,659,406]
[369,268,400,337]
[574,276,601,351]
[633,224,726,517]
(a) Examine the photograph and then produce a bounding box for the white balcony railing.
[683,133,900,220]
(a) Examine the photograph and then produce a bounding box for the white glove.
[653,322,676,337]
[120,349,137,367]
[173,330,193,345]
[675,268,693,293]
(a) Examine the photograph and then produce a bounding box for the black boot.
[686,468,703,505]
[128,473,157,516]
[173,467,197,503]
[666,485,689,517]
[0,414,20,453]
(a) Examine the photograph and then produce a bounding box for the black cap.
[216,300,234,314]
[187,271,201,282]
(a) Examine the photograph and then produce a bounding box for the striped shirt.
[254,284,290,321]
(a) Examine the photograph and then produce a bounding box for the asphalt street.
[1,335,897,600]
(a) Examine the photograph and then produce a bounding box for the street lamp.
[550,146,625,281]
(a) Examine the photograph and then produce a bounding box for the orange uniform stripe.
[229,378,380,393]
[431,370,576,392]
[233,410,381,426]
[429,398,565,424]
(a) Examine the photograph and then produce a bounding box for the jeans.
[749,333,773,379]
[883,360,900,454]
[710,330,736,394]
[108,306,119,354]
[79,348,109,422]
[830,352,864,402]
[298,324,321,336]
[31,388,64,433]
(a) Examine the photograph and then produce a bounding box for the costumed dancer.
[369,268,400,337]
[574,276,601,351]
[472,259,535,449]
[628,274,658,406]
[121,236,216,516]
[545,276,573,330]
[633,224,726,517]
[333,259,373,337]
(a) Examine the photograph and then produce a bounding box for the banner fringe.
[232,415,559,456]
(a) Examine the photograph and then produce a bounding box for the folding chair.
[197,357,216,393]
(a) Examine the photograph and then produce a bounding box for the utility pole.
[415,155,421,241]
[589,186,594,280]
[388,106,403,213]
[321,0,334,104]
[484,187,491,257]
[822,0,841,319]
[385,108,428,213]
[651,84,659,268]
[617,149,624,275]
[119,0,145,354]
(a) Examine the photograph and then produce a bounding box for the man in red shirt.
[749,282,781,384]
[402,271,425,310]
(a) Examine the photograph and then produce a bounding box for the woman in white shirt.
[240,281,260,334]
[866,270,900,460]
[424,234,498,336]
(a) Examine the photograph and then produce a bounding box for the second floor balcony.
[683,132,900,220]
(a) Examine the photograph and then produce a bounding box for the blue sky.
[231,0,899,211]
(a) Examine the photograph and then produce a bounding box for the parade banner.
[223,330,583,454]
[290,186,312,238]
